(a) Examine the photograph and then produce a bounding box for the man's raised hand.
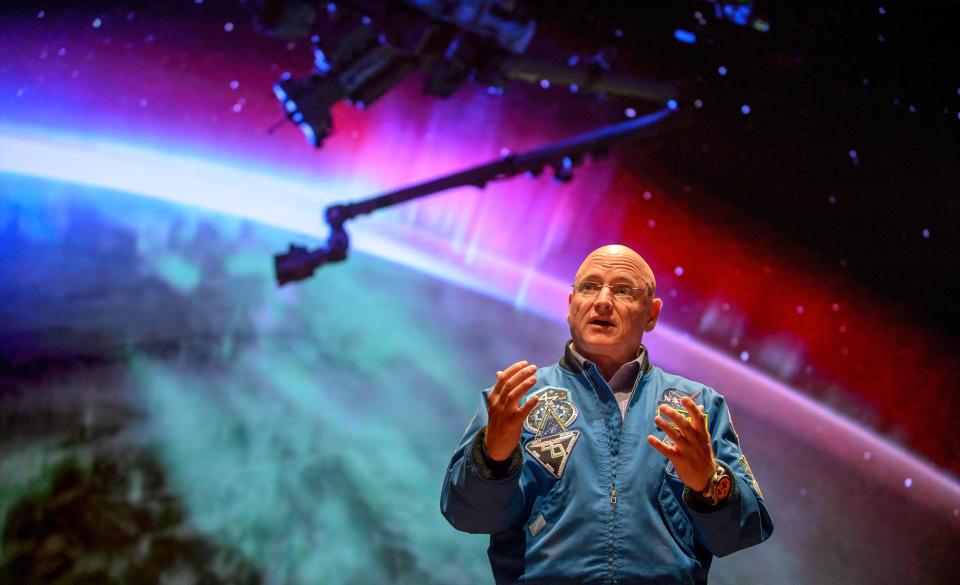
[647,396,717,493]
[484,361,540,461]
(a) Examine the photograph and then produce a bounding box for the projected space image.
[1,173,958,585]
[3,1,960,584]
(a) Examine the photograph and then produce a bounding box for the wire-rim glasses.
[572,281,645,301]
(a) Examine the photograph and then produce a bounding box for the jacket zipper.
[584,369,644,585]
[610,372,643,585]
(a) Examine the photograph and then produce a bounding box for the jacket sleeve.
[440,390,529,534]
[680,391,774,557]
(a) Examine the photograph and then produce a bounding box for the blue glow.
[740,104,751,115]
[314,48,332,73]
[0,126,376,237]
[723,4,751,26]
[674,29,697,44]
[667,99,678,111]
[0,125,958,507]
[299,122,317,144]
[718,65,728,76]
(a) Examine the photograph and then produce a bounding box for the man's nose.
[594,286,614,307]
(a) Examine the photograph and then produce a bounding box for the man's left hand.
[646,396,716,493]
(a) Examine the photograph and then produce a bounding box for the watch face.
[715,475,732,501]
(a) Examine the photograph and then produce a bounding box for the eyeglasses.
[572,281,646,301]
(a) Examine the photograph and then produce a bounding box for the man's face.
[567,250,662,364]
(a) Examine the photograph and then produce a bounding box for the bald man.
[442,245,773,585]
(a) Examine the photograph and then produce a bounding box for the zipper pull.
[610,487,617,505]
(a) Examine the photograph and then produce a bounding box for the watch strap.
[697,463,732,506]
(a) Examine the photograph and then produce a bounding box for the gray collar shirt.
[567,341,646,420]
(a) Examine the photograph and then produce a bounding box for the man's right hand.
[484,361,540,461]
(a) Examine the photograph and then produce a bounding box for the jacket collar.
[559,340,652,375]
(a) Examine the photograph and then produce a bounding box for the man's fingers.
[654,415,686,444]
[499,364,537,405]
[490,361,528,401]
[647,435,677,460]
[497,362,529,387]
[506,364,537,390]
[682,397,707,433]
[659,405,691,430]
[505,374,538,408]
[518,395,540,418]
[487,371,503,405]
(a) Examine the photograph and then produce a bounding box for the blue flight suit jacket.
[441,343,773,584]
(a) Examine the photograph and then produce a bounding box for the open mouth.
[589,319,615,328]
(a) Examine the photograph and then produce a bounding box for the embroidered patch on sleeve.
[529,513,546,537]
[522,387,580,478]
[726,408,742,446]
[739,454,764,498]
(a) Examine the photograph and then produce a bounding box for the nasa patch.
[658,387,703,408]
[657,388,706,446]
